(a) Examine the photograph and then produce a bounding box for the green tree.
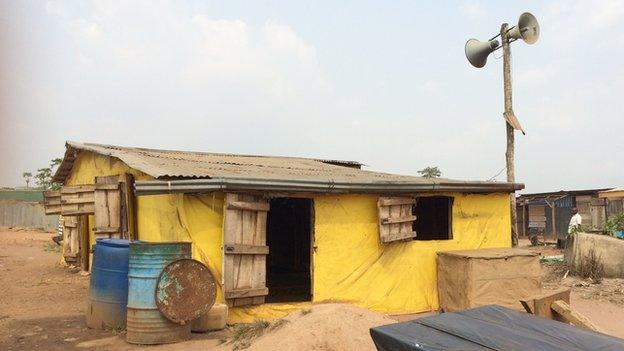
[418,166,442,178]
[35,168,52,189]
[22,172,32,188]
[31,157,63,190]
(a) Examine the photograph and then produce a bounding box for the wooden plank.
[399,203,412,239]
[224,244,269,255]
[378,197,415,206]
[94,175,121,239]
[61,185,95,194]
[61,197,97,205]
[381,215,417,224]
[227,201,270,212]
[121,173,137,240]
[252,200,267,305]
[94,184,119,190]
[380,231,416,243]
[79,215,90,271]
[388,203,401,241]
[551,300,603,332]
[520,288,570,322]
[378,199,391,242]
[43,191,62,215]
[93,227,121,234]
[61,185,95,215]
[224,287,269,299]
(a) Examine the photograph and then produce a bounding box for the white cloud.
[52,1,326,102]
[459,1,486,20]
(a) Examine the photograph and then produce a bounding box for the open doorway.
[266,198,312,303]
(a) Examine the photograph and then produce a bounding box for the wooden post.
[522,204,527,237]
[551,201,557,239]
[501,23,518,247]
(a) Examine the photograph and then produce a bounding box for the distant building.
[598,188,624,218]
[516,188,613,239]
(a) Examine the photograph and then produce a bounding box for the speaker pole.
[501,23,519,247]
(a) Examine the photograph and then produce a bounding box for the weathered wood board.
[378,197,416,243]
[223,193,269,307]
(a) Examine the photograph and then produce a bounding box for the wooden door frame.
[309,199,315,300]
[79,215,89,271]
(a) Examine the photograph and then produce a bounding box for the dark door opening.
[266,198,312,303]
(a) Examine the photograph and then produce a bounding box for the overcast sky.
[1,1,622,193]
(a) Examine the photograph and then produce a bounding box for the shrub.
[575,246,605,284]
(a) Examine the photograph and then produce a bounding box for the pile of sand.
[241,303,394,351]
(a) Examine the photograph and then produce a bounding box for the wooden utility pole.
[501,23,518,247]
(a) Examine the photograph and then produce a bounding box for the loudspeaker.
[508,12,540,44]
[465,39,500,68]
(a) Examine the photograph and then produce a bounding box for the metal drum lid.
[155,259,217,325]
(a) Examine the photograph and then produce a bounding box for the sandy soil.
[2,230,623,350]
[0,230,226,351]
[244,304,394,351]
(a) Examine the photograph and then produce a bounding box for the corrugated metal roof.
[53,141,523,192]
[518,188,613,198]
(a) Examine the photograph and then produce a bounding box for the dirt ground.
[521,238,624,338]
[2,231,624,351]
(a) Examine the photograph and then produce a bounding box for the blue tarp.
[370,305,624,351]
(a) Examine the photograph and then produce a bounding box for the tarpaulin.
[66,151,513,322]
[370,305,624,351]
[313,194,511,314]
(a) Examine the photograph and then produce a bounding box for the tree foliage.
[22,172,32,188]
[23,158,63,190]
[417,166,442,178]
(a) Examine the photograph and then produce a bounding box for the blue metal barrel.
[86,239,130,330]
[126,242,192,345]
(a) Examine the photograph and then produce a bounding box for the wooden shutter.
[62,216,89,270]
[377,197,416,243]
[43,190,61,215]
[120,174,137,240]
[94,175,122,239]
[62,216,80,263]
[61,185,95,215]
[223,193,270,307]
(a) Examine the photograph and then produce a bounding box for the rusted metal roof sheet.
[53,141,523,193]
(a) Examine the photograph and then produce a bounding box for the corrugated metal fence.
[0,200,58,231]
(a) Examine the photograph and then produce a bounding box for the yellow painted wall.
[312,193,511,315]
[65,151,226,302]
[65,151,511,321]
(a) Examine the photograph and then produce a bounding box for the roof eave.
[134,178,524,196]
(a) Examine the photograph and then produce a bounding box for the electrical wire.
[487,166,507,182]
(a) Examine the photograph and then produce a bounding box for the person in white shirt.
[561,207,582,249]
[568,208,582,234]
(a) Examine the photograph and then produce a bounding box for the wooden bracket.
[520,288,603,333]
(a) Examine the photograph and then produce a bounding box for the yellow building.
[49,141,523,322]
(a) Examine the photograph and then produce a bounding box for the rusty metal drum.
[126,242,192,345]
[86,239,130,330]
[155,259,217,325]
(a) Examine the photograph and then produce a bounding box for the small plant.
[43,242,61,253]
[232,320,270,350]
[575,246,605,284]
[417,166,442,178]
[569,224,586,235]
[604,214,624,237]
